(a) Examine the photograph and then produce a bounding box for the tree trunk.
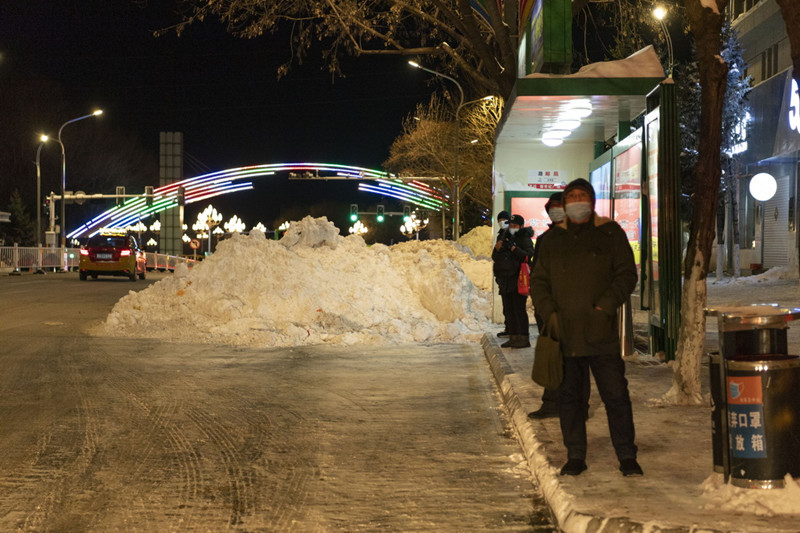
[731,180,741,277]
[664,0,728,405]
[716,192,725,280]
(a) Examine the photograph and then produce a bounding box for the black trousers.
[559,354,637,461]
[500,291,529,336]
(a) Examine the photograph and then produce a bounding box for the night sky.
[1,1,434,232]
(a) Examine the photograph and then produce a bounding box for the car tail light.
[120,249,132,257]
[80,249,89,256]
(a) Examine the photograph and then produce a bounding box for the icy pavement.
[484,274,800,533]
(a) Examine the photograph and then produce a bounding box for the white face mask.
[500,221,509,229]
[565,202,592,222]
[548,207,565,223]
[508,227,519,235]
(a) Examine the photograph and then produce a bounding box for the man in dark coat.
[492,214,534,348]
[493,210,511,338]
[531,178,642,477]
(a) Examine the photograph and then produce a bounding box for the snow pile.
[457,225,494,260]
[701,474,800,516]
[526,46,665,79]
[99,216,493,347]
[711,265,798,286]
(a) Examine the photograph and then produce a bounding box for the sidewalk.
[482,276,800,533]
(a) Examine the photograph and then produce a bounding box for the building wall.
[726,0,798,273]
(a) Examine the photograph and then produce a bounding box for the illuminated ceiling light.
[556,118,581,130]
[543,129,571,139]
[653,6,667,20]
[542,137,563,147]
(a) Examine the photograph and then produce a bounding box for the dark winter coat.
[531,214,637,357]
[491,226,535,293]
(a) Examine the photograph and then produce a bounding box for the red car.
[79,232,147,281]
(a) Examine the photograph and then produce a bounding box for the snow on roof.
[525,45,665,79]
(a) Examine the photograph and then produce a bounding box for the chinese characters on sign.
[527,170,567,190]
[727,376,767,458]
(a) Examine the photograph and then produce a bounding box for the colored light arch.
[68,163,447,239]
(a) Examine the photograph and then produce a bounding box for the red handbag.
[517,259,531,295]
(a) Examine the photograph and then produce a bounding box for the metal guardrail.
[0,245,195,273]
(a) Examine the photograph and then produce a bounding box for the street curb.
[480,333,720,533]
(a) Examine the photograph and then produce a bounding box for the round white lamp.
[749,172,777,201]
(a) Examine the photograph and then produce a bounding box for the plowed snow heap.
[99,216,493,347]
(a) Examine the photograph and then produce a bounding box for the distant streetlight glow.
[652,6,673,77]
[35,134,49,250]
[56,109,104,254]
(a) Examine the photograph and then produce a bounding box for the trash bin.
[725,354,800,488]
[705,305,800,489]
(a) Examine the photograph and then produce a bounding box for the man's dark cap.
[509,214,525,226]
[497,210,510,221]
[563,178,596,206]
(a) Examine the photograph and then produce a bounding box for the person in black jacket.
[492,214,535,348]
[531,178,641,477]
[493,211,511,338]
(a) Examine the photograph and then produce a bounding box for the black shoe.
[560,459,587,476]
[527,405,559,419]
[510,335,531,348]
[619,458,643,476]
[500,338,514,348]
[497,331,510,338]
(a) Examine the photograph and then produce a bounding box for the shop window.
[739,182,756,249]
[761,44,780,81]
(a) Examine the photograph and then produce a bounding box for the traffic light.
[350,204,359,222]
[403,205,411,221]
[177,186,186,206]
[145,186,154,206]
[115,186,126,206]
[376,205,385,222]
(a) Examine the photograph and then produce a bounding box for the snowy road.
[0,273,552,531]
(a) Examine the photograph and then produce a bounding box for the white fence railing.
[0,245,196,273]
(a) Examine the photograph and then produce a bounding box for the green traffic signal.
[376,205,385,222]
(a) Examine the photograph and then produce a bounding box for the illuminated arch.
[67,163,447,239]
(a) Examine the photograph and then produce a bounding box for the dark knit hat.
[563,178,595,206]
[509,214,525,227]
[497,210,510,222]
[544,192,563,211]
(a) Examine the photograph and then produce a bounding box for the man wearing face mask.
[493,211,512,338]
[531,178,641,477]
[492,214,535,348]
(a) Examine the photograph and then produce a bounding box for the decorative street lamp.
[224,214,246,233]
[193,204,223,254]
[400,211,429,240]
[56,109,103,252]
[348,220,368,235]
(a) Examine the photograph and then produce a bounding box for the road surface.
[0,272,553,531]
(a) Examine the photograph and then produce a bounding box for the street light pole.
[408,60,464,240]
[56,109,103,255]
[653,6,674,78]
[34,134,49,247]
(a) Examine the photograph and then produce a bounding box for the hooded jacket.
[492,226,534,293]
[531,213,637,357]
